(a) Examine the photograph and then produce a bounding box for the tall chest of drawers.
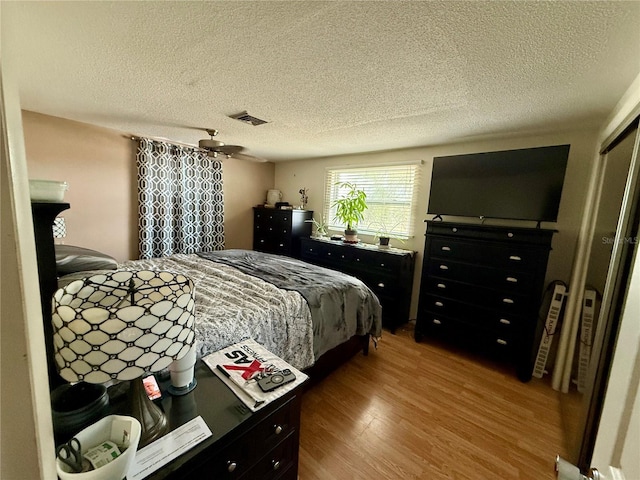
[253,207,313,258]
[300,237,416,333]
[415,221,554,381]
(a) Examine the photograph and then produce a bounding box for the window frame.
[323,162,422,239]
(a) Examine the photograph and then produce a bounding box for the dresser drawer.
[426,259,535,293]
[428,237,545,271]
[422,278,533,312]
[422,294,526,329]
[242,432,296,480]
[421,313,517,355]
[427,222,554,246]
[252,397,297,454]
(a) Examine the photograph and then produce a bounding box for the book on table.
[202,339,308,411]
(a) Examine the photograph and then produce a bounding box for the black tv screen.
[428,144,570,222]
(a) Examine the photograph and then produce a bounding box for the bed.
[57,247,382,373]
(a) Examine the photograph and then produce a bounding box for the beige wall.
[275,130,599,318]
[23,111,138,261]
[22,111,275,261]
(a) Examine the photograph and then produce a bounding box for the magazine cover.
[203,339,308,411]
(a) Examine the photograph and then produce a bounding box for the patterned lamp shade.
[51,270,196,384]
[53,217,66,238]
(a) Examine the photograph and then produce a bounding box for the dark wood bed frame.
[33,201,372,392]
[303,333,370,387]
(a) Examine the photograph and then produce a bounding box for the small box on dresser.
[415,221,555,381]
[300,237,416,333]
[253,207,313,258]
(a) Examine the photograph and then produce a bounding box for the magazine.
[202,339,308,411]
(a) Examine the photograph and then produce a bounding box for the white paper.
[128,416,212,480]
[202,339,308,412]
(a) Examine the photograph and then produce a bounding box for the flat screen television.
[427,144,570,223]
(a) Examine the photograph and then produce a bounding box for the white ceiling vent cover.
[229,111,269,126]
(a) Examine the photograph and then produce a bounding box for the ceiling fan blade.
[232,152,269,163]
[218,145,244,155]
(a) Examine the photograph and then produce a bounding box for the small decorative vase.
[379,237,390,247]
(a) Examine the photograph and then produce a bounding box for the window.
[323,163,421,238]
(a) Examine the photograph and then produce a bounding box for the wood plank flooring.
[299,322,568,480]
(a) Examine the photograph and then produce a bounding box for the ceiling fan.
[198,129,267,163]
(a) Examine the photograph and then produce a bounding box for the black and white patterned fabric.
[137,138,225,259]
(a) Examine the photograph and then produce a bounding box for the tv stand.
[415,221,555,381]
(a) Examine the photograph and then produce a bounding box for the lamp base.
[167,378,197,396]
[127,377,168,447]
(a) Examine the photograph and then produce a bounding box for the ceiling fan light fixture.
[197,128,266,162]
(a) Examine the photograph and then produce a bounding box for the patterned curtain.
[137,138,225,259]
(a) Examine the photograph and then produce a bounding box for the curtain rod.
[128,135,200,150]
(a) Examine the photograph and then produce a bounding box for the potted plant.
[332,182,367,243]
[306,217,329,238]
[370,220,406,248]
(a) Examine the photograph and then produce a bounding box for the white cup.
[169,346,196,389]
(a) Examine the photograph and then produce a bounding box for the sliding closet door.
[573,119,640,470]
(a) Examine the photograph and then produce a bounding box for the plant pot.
[344,229,358,243]
[378,236,390,247]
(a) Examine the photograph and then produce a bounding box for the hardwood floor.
[299,322,568,479]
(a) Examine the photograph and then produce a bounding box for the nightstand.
[140,361,304,480]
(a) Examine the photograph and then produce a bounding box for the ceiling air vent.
[228,111,269,126]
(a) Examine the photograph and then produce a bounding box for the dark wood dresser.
[415,221,554,381]
[31,201,70,389]
[300,237,416,333]
[144,362,304,480]
[253,207,313,258]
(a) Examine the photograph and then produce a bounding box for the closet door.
[573,119,640,471]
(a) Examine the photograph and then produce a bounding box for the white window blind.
[323,163,421,238]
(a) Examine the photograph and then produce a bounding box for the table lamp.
[51,270,196,447]
[52,217,66,240]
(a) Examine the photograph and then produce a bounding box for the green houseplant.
[370,220,406,248]
[332,182,367,243]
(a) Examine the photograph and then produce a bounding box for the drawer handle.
[279,243,284,247]
[452,227,458,232]
[506,277,518,283]
[435,301,444,307]
[380,263,385,267]
[378,283,385,288]
[227,461,237,473]
[439,265,449,270]
[309,248,313,252]
[496,338,508,345]
[341,255,345,259]
[509,255,522,261]
[507,232,514,238]
[260,239,265,243]
[437,283,446,289]
[499,318,511,325]
[272,460,281,471]
[327,252,331,256]
[502,298,514,304]
[274,424,283,435]
[441,246,451,251]
[433,319,442,325]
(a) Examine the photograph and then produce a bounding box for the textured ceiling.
[3,1,640,161]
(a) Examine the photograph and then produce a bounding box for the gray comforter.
[120,250,381,369]
[197,249,382,358]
